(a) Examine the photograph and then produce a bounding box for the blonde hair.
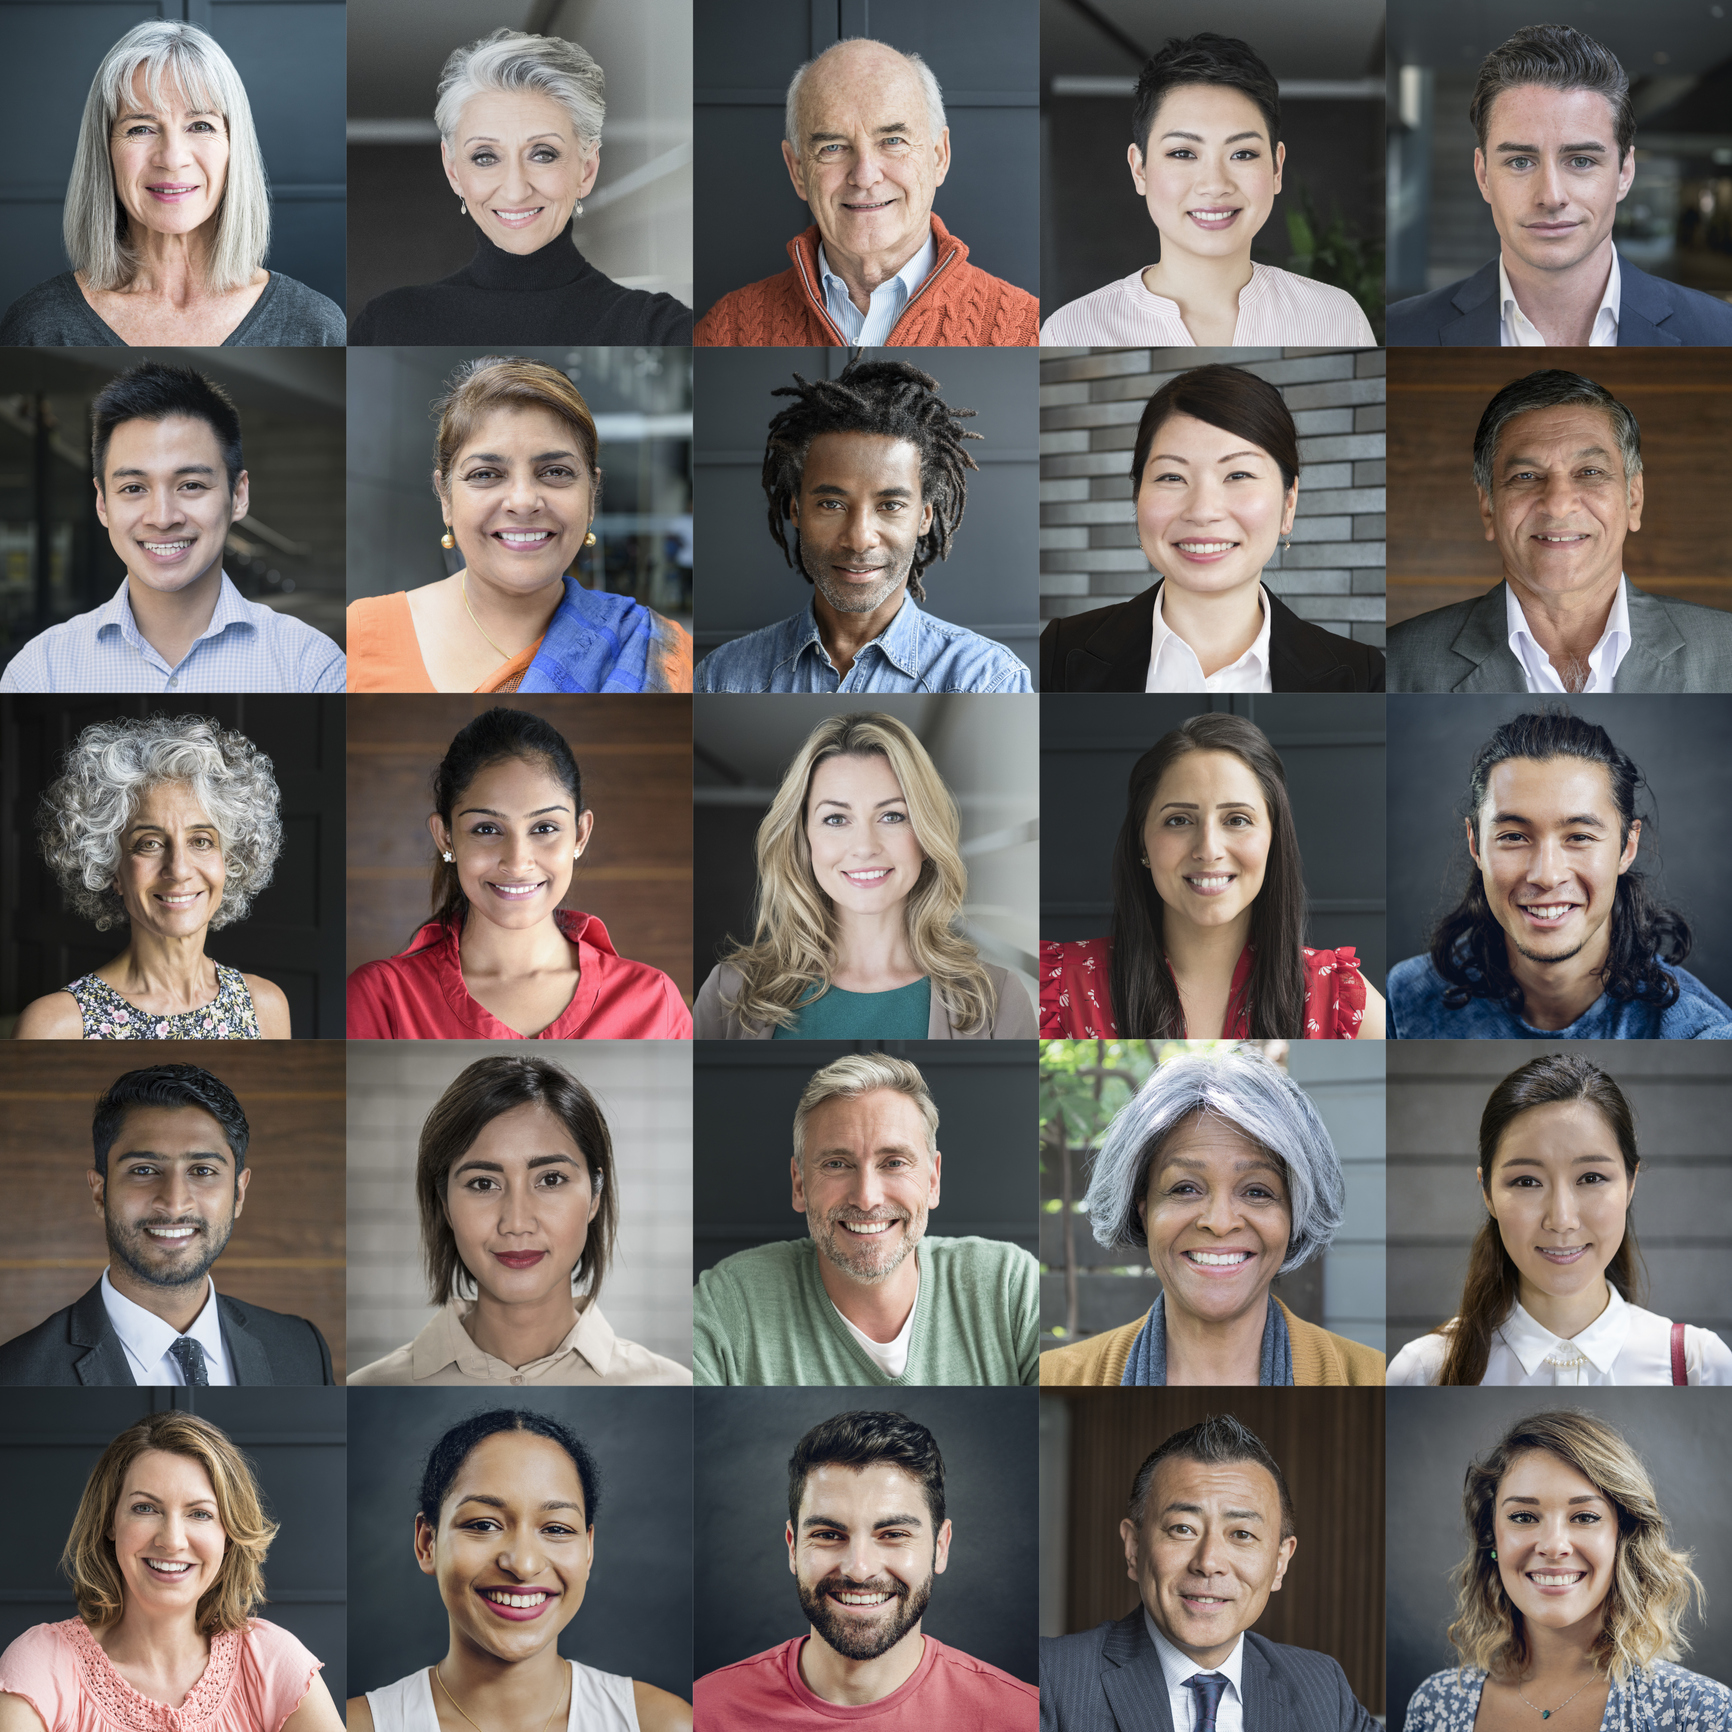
[721,711,995,1033]
[1448,1409,1704,1685]
[793,1053,939,1163]
[62,1411,278,1635]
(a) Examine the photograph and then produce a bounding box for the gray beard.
[799,535,910,615]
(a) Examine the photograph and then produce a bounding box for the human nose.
[835,505,882,551]
[498,1524,547,1579]
[1539,470,1582,519]
[143,486,186,528]
[1542,1182,1581,1235]
[1188,1524,1229,1578]
[496,1177,537,1236]
[1191,818,1228,860]
[1534,158,1567,208]
[1194,1185,1243,1237]
[845,142,885,188]
[1526,836,1568,887]
[838,1535,885,1580]
[154,1166,195,1219]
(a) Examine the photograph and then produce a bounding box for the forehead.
[799,46,929,135]
[456,402,585,462]
[456,752,573,809]
[1484,82,1620,145]
[1146,413,1274,469]
[1148,1454,1280,1521]
[109,1103,230,1155]
[447,1430,586,1514]
[1478,756,1618,824]
[124,1448,219,1502]
[1148,749,1268,816]
[104,414,226,475]
[804,1086,931,1156]
[802,431,924,495]
[1499,1448,1607,1504]
[126,779,214,827]
[1151,1112,1281,1180]
[1146,81,1271,144]
[456,87,579,144]
[807,750,906,808]
[798,1459,928,1521]
[1493,403,1623,470]
[1491,1098,1624,1171]
[460,1100,583,1163]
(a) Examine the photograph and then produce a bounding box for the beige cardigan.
[692,961,1036,1039]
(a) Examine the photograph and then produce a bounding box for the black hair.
[422,708,584,934]
[92,1064,250,1178]
[787,1410,945,1531]
[1128,1414,1295,1540]
[1131,33,1281,158]
[1470,24,1634,165]
[418,1408,601,1531]
[1130,363,1300,495]
[1430,709,1689,1010]
[91,362,244,494]
[761,355,981,604]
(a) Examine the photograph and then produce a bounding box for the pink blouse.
[0,1618,320,1732]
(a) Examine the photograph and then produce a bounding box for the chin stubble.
[798,535,912,616]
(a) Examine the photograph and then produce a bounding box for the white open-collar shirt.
[1505,573,1631,693]
[1146,582,1273,692]
[1499,247,1620,346]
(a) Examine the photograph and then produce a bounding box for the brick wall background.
[1039,346,1387,650]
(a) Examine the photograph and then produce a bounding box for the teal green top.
[693,1236,1040,1386]
[770,976,932,1039]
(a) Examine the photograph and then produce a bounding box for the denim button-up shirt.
[694,598,1032,693]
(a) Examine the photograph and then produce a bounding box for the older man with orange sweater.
[695,37,1039,348]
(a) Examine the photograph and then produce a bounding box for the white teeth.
[1178,541,1235,553]
[1536,534,1587,542]
[1187,875,1232,890]
[482,1589,549,1607]
[833,1591,891,1604]
[1524,905,1574,919]
[143,541,192,552]
[1530,1573,1583,1586]
[1187,1250,1250,1266]
[490,882,543,897]
[144,1558,191,1573]
[145,1226,196,1239]
[497,530,551,543]
[842,1220,895,1234]
[845,869,890,881]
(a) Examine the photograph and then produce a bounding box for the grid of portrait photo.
[1,3,1731,1730]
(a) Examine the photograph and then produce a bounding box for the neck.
[1141,248,1255,326]
[1509,1607,1605,1689]
[1500,236,1615,344]
[820,226,930,311]
[461,1285,581,1369]
[110,929,217,1007]
[1158,578,1264,678]
[453,568,565,660]
[438,1633,569,1727]
[106,1265,211,1338]
[120,219,221,302]
[799,1627,925,1707]
[124,562,225,667]
[98,1601,208,1675]
[455,905,575,980]
[827,903,919,994]
[1517,1274,1612,1342]
[1507,569,1621,668]
[816,1242,920,1344]
[1161,905,1254,1036]
[1161,1290,1269,1386]
[813,586,908,678]
[1151,1613,1239,1673]
[1505,931,1611,1031]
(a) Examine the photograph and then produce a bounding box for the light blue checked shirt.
[817,232,936,345]
[0,573,345,692]
[694,595,1031,693]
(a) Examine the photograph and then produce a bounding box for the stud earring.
[441,530,455,550]
[442,851,454,863]
[584,531,597,546]
[1491,1550,1498,1561]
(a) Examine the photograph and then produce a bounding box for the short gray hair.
[65,20,270,296]
[437,29,605,151]
[39,715,282,933]
[1473,369,1642,497]
[792,1054,940,1164]
[784,38,946,150]
[1082,1047,1343,1274]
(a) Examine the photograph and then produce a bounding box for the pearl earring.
[442,851,454,863]
[458,198,467,216]
[441,531,455,550]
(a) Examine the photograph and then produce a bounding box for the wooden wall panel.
[1388,348,1732,623]
[345,694,694,1004]
[0,1042,345,1377]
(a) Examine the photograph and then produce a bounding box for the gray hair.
[39,715,282,933]
[1472,369,1642,497]
[1082,1047,1343,1273]
[792,1053,940,1165]
[784,38,946,150]
[64,20,270,296]
[437,29,605,151]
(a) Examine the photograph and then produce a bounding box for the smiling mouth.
[155,891,202,905]
[487,879,547,899]
[833,562,891,579]
[1179,1591,1233,1607]
[1519,903,1579,926]
[145,184,199,199]
[494,529,554,547]
[830,1589,895,1607]
[841,197,897,212]
[143,1558,194,1576]
[1183,1248,1253,1271]
[1183,873,1236,895]
[838,1216,903,1238]
[1537,1245,1589,1264]
[1528,1571,1585,1587]
[493,1250,548,1269]
[841,867,892,886]
[1186,208,1241,228]
[478,1587,554,1619]
[1533,533,1589,543]
[142,1223,200,1243]
[140,539,194,559]
[491,207,545,226]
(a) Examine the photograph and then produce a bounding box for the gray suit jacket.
[1039,1609,1377,1732]
[1388,580,1732,692]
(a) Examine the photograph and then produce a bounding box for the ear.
[785,1518,798,1574]
[1120,1516,1140,1581]
[440,139,463,199]
[930,126,951,189]
[232,1165,251,1217]
[93,474,110,529]
[573,809,595,857]
[1616,147,1635,201]
[427,811,452,858]
[791,1154,808,1215]
[229,468,250,525]
[1271,1533,1297,1589]
[1618,817,1641,874]
[1625,1162,1639,1206]
[1271,138,1285,196]
[1465,815,1482,869]
[413,1513,438,1576]
[88,1167,106,1217]
[578,144,601,200]
[1625,468,1643,535]
[781,138,808,201]
[1280,477,1298,537]
[1128,141,1147,195]
[932,1516,952,1575]
[1478,485,1496,544]
[1474,147,1491,205]
[919,498,935,536]
[927,1149,941,1211]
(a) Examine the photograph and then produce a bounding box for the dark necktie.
[1185,1672,1229,1732]
[168,1336,209,1387]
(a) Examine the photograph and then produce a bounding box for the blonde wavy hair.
[63,1411,279,1635]
[721,711,995,1033]
[1447,1409,1704,1685]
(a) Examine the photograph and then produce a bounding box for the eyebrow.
[115,1148,231,1164]
[1149,451,1264,466]
[461,450,577,464]
[1160,130,1263,144]
[452,1152,581,1177]
[809,483,916,498]
[808,125,912,141]
[814,796,907,811]
[1501,1493,1606,1506]
[801,1510,925,1530]
[1157,800,1258,812]
[1162,1500,1265,1521]
[455,805,570,819]
[1496,1151,1618,1168]
[1501,446,1614,468]
[125,819,219,832]
[125,1486,218,1505]
[1487,812,1607,830]
[1162,1154,1284,1176]
[109,464,219,479]
[813,1141,923,1158]
[1496,140,1607,154]
[114,109,219,124]
[453,1493,586,1513]
[462,132,566,145]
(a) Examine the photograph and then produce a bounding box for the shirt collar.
[1504,575,1630,677]
[1498,1286,1632,1377]
[1144,1610,1244,1705]
[93,573,255,653]
[100,1267,225,1372]
[817,232,936,304]
[1498,249,1620,341]
[412,1296,619,1381]
[1150,582,1271,681]
[792,595,925,677]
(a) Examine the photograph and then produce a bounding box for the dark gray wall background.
[1040,692,1388,991]
[1387,1041,1732,1364]
[0,1388,346,1704]
[694,1386,1037,1683]
[1387,696,1732,1005]
[347,1388,694,1701]
[691,346,1040,678]
[693,0,1039,321]
[693,1041,1037,1274]
[0,0,347,316]
[1389,1387,1732,1723]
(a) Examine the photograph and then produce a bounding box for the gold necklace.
[433,1661,567,1732]
[460,576,512,662]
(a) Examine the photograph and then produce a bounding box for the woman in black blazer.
[1040,364,1384,692]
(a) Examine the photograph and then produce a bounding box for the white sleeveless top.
[365,1661,639,1731]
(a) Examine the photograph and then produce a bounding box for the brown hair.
[431,355,601,501]
[62,1411,277,1635]
[1469,24,1634,165]
[1130,363,1300,495]
[415,1054,618,1307]
[1435,1054,1643,1385]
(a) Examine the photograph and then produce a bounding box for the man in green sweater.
[693,1053,1038,1385]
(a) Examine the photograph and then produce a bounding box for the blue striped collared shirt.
[817,232,937,346]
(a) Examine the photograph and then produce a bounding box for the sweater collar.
[462,227,591,291]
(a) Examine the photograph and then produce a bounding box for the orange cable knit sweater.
[694,213,1039,347]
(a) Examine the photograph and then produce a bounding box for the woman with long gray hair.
[0,19,342,346]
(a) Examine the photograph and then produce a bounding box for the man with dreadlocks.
[695,356,1032,692]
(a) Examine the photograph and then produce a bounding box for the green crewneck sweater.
[692,1235,1039,1387]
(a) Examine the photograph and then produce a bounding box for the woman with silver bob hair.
[348,28,691,344]
[14,714,290,1040]
[0,20,343,346]
[1040,1045,1384,1386]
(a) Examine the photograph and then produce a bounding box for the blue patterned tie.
[1185,1672,1229,1732]
[168,1336,209,1386]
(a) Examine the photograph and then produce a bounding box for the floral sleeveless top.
[65,965,261,1039]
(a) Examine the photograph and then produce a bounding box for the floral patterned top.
[1405,1663,1732,1731]
[64,965,260,1040]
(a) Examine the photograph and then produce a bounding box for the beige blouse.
[346,1298,692,1386]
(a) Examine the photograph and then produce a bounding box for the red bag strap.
[1671,1321,1687,1386]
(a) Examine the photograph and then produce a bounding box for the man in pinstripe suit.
[1040,1417,1376,1730]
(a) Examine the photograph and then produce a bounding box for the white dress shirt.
[100,1268,234,1386]
[817,233,936,346]
[831,1270,918,1379]
[1499,248,1620,346]
[1387,1288,1732,1386]
[1147,582,1272,692]
[1144,1612,1245,1732]
[1505,574,1632,693]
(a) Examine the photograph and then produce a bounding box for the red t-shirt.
[345,909,692,1040]
[694,1636,1036,1730]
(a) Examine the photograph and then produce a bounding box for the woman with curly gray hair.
[1040,1044,1384,1386]
[14,714,289,1040]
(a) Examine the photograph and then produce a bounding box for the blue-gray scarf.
[518,576,684,693]
[1120,1290,1294,1386]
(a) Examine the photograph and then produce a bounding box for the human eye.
[530,820,563,835]
[1225,468,1258,482]
[1230,148,1260,160]
[1508,1510,1536,1524]
[188,1163,223,1179]
[462,467,501,484]
[538,464,577,483]
[1150,468,1185,484]
[1161,813,1192,827]
[1165,147,1196,160]
[878,809,908,824]
[530,146,561,162]
[463,1174,502,1193]
[1568,155,1598,170]
[130,1500,160,1515]
[1224,812,1253,827]
[1505,155,1535,171]
[1166,1179,1202,1196]
[1494,828,1528,845]
[536,1170,568,1188]
[821,812,849,826]
[1507,1175,1541,1188]
[469,149,498,167]
[1244,1184,1278,1201]
[469,821,501,836]
[188,119,217,133]
[1571,1510,1602,1524]
[460,1516,502,1532]
[1578,1171,1610,1185]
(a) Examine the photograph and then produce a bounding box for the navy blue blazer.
[1387,252,1732,346]
[1039,1608,1378,1732]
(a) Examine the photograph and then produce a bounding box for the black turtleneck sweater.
[348,230,692,345]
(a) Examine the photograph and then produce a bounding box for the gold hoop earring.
[441,531,455,549]
[584,531,597,546]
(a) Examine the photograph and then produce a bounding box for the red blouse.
[1039,937,1365,1039]
[346,909,692,1040]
